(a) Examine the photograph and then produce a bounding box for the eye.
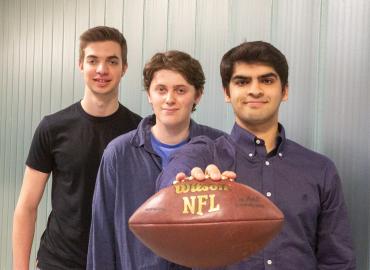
[87,58,97,65]
[176,88,186,94]
[109,59,119,65]
[156,86,167,94]
[234,79,248,86]
[261,77,275,85]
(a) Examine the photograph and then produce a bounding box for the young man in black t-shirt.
[12,26,141,270]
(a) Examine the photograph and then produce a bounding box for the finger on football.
[205,164,222,181]
[221,171,237,181]
[191,167,205,181]
[175,172,187,183]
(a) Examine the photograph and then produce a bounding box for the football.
[129,178,284,268]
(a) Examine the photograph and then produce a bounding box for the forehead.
[151,69,190,85]
[232,62,279,78]
[83,41,122,59]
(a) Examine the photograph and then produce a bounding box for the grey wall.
[0,0,369,269]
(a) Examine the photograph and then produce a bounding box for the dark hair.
[79,26,127,65]
[220,41,288,95]
[143,50,205,111]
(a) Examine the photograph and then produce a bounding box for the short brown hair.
[79,26,127,65]
[143,50,205,97]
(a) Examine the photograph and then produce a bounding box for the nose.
[248,80,263,97]
[96,62,108,74]
[165,91,175,104]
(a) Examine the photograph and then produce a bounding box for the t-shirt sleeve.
[26,117,53,173]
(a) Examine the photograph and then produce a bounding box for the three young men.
[13,26,141,270]
[157,41,356,269]
[87,50,224,269]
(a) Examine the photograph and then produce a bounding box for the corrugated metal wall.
[0,0,369,269]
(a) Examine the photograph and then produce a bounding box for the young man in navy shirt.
[158,41,356,269]
[87,50,224,269]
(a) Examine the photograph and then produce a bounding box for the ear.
[78,60,84,73]
[224,88,231,103]
[121,63,128,77]
[194,91,203,105]
[282,85,289,101]
[147,91,152,104]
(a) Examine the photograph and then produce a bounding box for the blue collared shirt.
[157,123,356,270]
[87,115,225,270]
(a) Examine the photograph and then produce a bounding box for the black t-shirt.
[26,102,141,270]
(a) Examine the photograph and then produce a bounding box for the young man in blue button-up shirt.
[87,50,225,270]
[157,41,356,269]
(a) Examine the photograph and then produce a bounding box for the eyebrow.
[155,84,188,88]
[231,72,278,80]
[259,73,278,79]
[86,55,120,60]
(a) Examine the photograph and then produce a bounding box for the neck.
[81,89,119,117]
[151,119,190,145]
[238,120,279,153]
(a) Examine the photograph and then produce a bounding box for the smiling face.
[148,69,201,131]
[224,62,288,131]
[79,41,126,97]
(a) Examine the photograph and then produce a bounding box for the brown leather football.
[129,178,284,268]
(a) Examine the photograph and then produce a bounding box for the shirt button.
[265,161,270,166]
[256,139,261,144]
[266,192,272,197]
[267,259,272,265]
[248,153,253,157]
[278,152,283,157]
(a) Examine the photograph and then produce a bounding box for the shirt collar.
[132,114,200,148]
[230,122,286,157]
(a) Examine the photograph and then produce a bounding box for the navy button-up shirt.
[87,115,225,270]
[157,123,356,270]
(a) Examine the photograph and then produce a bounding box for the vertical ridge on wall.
[9,1,21,270]
[0,0,10,268]
[140,0,169,117]
[194,0,229,130]
[167,0,196,54]
[313,0,327,152]
[121,0,145,113]
[0,0,4,267]
[321,1,370,268]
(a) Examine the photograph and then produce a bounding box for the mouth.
[162,108,179,113]
[93,78,112,86]
[243,100,267,108]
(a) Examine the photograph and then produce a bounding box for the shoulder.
[105,129,137,155]
[285,139,338,178]
[286,140,333,164]
[190,121,226,140]
[118,104,142,124]
[41,102,81,129]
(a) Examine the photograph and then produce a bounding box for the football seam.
[129,218,283,225]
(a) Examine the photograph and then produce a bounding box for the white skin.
[176,62,288,182]
[12,40,126,270]
[147,69,202,145]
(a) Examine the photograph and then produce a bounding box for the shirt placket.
[256,139,277,269]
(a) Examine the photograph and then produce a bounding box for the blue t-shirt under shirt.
[150,134,188,167]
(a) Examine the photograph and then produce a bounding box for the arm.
[316,162,356,269]
[87,150,117,269]
[156,136,215,190]
[12,166,49,270]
